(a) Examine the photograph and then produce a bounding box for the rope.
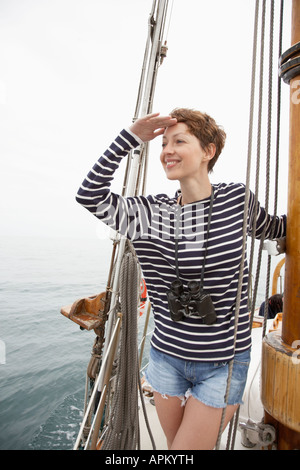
[219,0,285,449]
[100,244,155,450]
[258,0,275,337]
[261,1,275,337]
[262,0,284,337]
[248,0,267,325]
[214,0,260,450]
[100,247,139,449]
[164,0,174,45]
[226,406,240,450]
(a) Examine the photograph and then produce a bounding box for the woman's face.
[160,122,211,182]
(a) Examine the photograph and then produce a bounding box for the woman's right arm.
[75,114,177,237]
[75,128,141,235]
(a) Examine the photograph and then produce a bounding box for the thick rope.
[100,248,140,449]
[100,245,155,450]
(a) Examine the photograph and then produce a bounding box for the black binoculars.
[166,279,216,324]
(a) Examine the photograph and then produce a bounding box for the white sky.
[0,0,292,239]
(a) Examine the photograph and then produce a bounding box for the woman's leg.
[171,396,238,450]
[153,391,185,449]
[154,391,238,450]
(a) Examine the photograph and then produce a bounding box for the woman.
[76,109,286,449]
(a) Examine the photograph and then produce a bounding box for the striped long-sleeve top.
[76,128,286,362]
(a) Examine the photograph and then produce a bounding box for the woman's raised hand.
[129,113,177,142]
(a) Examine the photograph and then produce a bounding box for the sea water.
[0,235,272,450]
[0,235,153,450]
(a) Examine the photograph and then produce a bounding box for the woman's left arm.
[247,190,287,239]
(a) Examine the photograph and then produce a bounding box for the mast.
[100,0,170,374]
[282,0,300,347]
[70,0,171,450]
[261,0,300,450]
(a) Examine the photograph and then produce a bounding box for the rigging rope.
[249,0,284,337]
[262,0,276,338]
[262,0,284,338]
[215,0,260,450]
[216,0,285,449]
[248,0,267,323]
[250,0,272,332]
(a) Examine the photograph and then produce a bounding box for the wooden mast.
[261,0,300,450]
[282,0,300,347]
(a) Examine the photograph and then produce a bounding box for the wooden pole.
[261,0,300,450]
[282,0,300,347]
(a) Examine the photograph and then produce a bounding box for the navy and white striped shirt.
[76,129,286,362]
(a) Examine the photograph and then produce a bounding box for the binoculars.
[167,279,216,324]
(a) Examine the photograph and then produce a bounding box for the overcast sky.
[0,0,292,240]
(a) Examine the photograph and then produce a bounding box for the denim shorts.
[145,347,251,408]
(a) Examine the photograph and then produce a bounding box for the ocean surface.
[0,235,276,450]
[0,235,152,450]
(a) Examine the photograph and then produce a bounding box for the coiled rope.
[101,243,155,450]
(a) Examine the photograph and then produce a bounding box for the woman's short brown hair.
[169,108,226,172]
